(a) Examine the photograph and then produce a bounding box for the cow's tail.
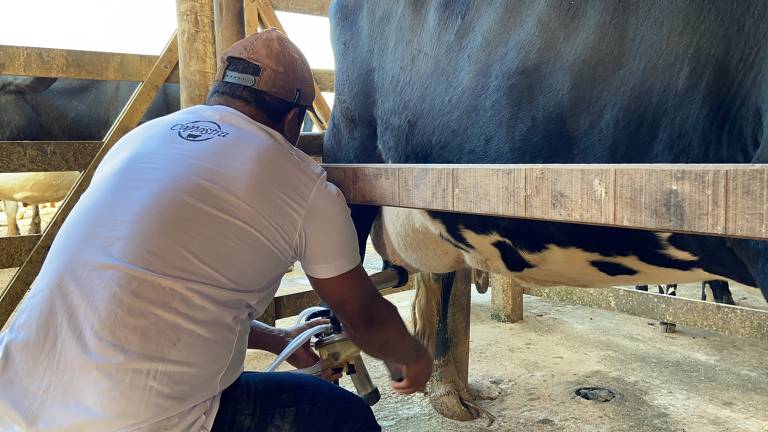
[412,272,443,353]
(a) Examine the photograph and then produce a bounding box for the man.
[0,29,432,432]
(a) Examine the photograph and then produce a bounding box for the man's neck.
[206,95,275,129]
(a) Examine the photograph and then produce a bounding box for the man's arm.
[308,265,432,394]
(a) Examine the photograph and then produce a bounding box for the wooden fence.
[1,0,766,342]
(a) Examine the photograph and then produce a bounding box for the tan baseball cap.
[215,28,316,111]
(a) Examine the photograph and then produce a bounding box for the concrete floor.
[3,204,768,431]
[245,289,768,432]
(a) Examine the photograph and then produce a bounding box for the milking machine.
[265,266,409,406]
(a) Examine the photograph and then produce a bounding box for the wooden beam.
[271,0,329,16]
[524,285,768,342]
[0,45,180,83]
[176,0,217,107]
[323,164,768,240]
[0,33,180,328]
[258,279,414,322]
[0,134,319,173]
[313,68,334,93]
[255,0,332,129]
[214,0,246,60]
[296,132,323,156]
[0,141,100,172]
[0,235,39,269]
[0,45,334,92]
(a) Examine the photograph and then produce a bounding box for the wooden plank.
[323,164,768,240]
[313,69,334,93]
[258,278,415,322]
[214,0,246,60]
[176,0,217,107]
[524,285,768,342]
[0,141,100,172]
[0,235,39,269]
[0,33,180,328]
[255,0,332,129]
[296,132,323,156]
[271,0,329,16]
[0,134,319,173]
[0,45,180,83]
[0,45,334,92]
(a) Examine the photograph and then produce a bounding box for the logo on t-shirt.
[171,121,230,142]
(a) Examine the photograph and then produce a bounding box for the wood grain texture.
[271,0,329,16]
[490,273,524,323]
[0,34,180,328]
[323,164,768,240]
[214,0,246,60]
[0,235,39,269]
[0,45,334,92]
[176,0,217,107]
[0,141,100,172]
[0,45,181,83]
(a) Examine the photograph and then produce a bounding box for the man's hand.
[392,349,433,394]
[281,318,327,369]
[281,318,342,382]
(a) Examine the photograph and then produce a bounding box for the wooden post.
[214,0,245,60]
[451,270,472,386]
[490,273,524,323]
[176,0,217,107]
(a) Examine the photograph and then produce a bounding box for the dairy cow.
[0,76,179,235]
[325,0,768,420]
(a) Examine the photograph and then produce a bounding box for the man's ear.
[279,107,303,145]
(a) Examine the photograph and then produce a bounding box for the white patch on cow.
[657,233,699,261]
[515,246,714,287]
[373,208,464,273]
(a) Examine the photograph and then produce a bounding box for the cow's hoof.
[427,359,494,422]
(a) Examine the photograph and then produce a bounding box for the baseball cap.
[215,28,316,112]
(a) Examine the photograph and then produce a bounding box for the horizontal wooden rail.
[0,45,334,92]
[0,45,181,83]
[324,164,768,240]
[524,285,768,342]
[0,141,100,172]
[258,281,413,324]
[0,235,38,269]
[1,133,323,173]
[272,0,329,16]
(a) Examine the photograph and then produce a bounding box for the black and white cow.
[325,0,768,420]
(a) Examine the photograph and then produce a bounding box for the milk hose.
[264,323,333,372]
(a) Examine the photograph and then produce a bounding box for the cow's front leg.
[3,201,20,236]
[414,269,489,421]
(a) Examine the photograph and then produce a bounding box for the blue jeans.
[211,372,382,432]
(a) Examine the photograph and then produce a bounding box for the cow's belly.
[374,208,718,288]
[0,172,79,203]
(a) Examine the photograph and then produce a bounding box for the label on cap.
[222,70,260,88]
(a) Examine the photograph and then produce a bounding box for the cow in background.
[0,76,179,235]
[326,1,768,420]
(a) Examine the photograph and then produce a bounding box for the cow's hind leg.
[414,269,490,421]
[3,201,20,236]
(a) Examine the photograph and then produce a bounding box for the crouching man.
[0,29,431,432]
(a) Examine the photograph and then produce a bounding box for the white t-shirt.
[0,105,361,432]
